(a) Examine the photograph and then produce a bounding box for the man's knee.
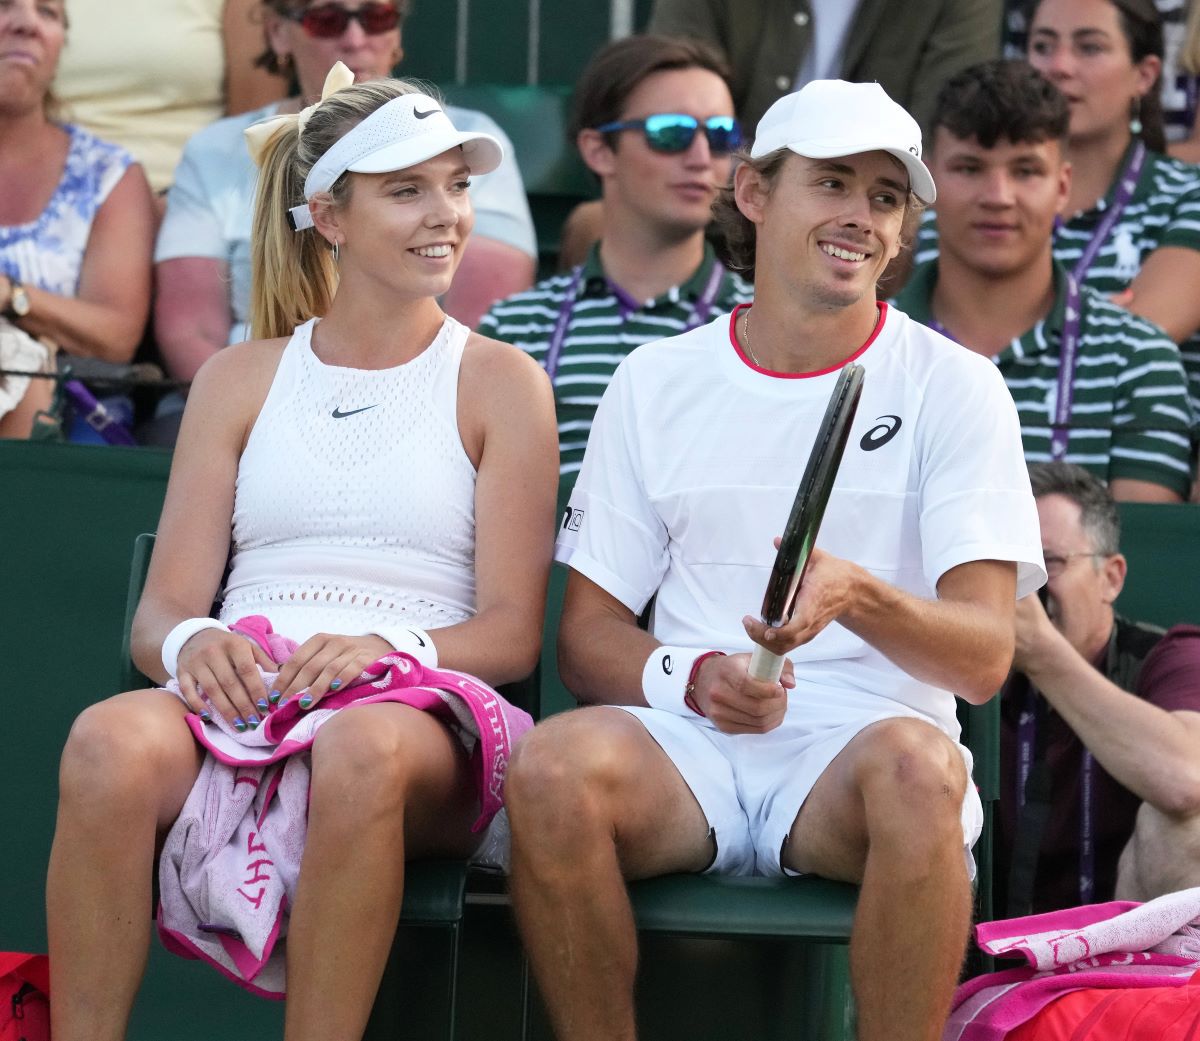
[853,718,969,831]
[1118,801,1200,900]
[508,709,644,833]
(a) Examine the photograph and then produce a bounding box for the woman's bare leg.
[47,688,202,1041]
[283,704,479,1041]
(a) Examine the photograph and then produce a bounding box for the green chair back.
[442,83,595,270]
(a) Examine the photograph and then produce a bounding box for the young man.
[476,34,752,479]
[506,80,1044,1041]
[1001,462,1200,913]
[894,60,1194,501]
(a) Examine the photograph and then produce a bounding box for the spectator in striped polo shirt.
[915,0,1200,431]
[477,34,752,480]
[893,59,1194,501]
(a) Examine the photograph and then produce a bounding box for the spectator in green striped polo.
[915,0,1200,433]
[893,59,1194,501]
[477,34,752,479]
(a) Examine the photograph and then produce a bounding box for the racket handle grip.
[748,644,785,683]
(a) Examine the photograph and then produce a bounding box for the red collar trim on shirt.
[728,302,887,379]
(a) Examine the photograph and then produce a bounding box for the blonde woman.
[46,66,557,1040]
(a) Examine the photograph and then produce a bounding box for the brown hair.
[709,150,786,284]
[569,33,733,143]
[1027,0,1166,153]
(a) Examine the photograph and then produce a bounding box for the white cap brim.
[289,93,505,229]
[347,129,502,178]
[778,140,936,205]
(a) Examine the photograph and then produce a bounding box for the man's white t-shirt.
[556,303,1046,738]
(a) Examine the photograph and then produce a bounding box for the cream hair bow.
[244,61,356,167]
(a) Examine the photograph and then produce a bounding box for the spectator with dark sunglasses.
[478,34,752,482]
[151,0,536,430]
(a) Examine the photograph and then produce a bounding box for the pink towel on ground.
[156,616,533,997]
[944,891,1200,1041]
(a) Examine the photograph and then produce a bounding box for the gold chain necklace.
[741,309,764,368]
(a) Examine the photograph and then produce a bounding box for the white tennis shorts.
[614,695,984,878]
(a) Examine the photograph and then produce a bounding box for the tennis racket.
[748,363,866,682]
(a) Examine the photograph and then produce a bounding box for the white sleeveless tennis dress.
[218,316,478,643]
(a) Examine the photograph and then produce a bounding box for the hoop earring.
[1130,96,1143,137]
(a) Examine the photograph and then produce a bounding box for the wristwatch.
[3,279,30,320]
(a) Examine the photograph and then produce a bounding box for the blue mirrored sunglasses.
[594,113,742,154]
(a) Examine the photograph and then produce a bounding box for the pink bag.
[0,953,50,1041]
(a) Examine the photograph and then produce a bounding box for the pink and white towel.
[156,615,533,997]
[975,889,1200,968]
[944,890,1200,1040]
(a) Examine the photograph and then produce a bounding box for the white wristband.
[368,625,438,669]
[641,645,710,716]
[161,618,231,679]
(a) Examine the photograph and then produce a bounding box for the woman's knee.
[309,707,444,808]
[59,691,194,809]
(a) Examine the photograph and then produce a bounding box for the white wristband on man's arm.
[161,618,232,680]
[368,625,438,669]
[641,646,721,717]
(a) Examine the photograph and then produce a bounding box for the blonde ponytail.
[250,122,339,340]
[248,78,428,341]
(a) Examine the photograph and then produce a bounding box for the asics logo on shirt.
[662,655,673,675]
[331,404,379,419]
[860,415,902,451]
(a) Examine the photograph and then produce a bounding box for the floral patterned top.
[0,124,134,295]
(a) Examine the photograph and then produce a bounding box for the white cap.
[750,80,936,204]
[288,92,504,230]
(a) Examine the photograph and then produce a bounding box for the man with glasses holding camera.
[1000,461,1200,915]
[477,34,751,481]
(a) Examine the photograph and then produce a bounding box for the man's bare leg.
[783,717,973,1041]
[506,708,715,1041]
[1116,800,1200,901]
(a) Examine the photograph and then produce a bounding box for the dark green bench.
[7,436,1196,1039]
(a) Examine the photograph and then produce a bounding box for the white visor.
[288,92,504,231]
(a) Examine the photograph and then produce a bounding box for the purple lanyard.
[1049,274,1082,460]
[929,272,1081,460]
[541,262,725,384]
[1016,690,1096,905]
[1068,141,1146,283]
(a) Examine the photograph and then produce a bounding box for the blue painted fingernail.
[199,711,212,723]
[278,696,290,708]
[330,679,342,690]
[299,694,313,709]
[269,690,281,705]
[233,718,247,732]
[256,698,269,712]
[248,713,260,726]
